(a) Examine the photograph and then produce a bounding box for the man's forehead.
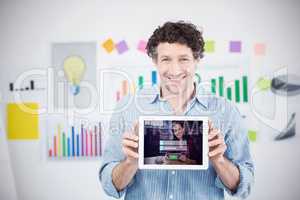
[154,42,192,58]
[159,53,191,57]
[157,42,191,51]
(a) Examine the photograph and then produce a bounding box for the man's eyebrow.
[178,54,191,58]
[159,55,171,59]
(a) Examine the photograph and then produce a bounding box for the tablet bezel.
[138,116,209,170]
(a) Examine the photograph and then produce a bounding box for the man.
[99,21,254,200]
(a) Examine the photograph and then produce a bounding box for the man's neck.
[161,83,196,114]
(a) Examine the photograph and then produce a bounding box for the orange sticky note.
[102,38,115,53]
[7,103,39,140]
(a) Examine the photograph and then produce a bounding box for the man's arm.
[211,156,240,191]
[112,158,138,191]
[208,124,240,191]
[208,103,254,199]
[99,98,139,199]
[112,122,139,191]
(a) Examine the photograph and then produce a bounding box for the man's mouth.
[166,75,187,83]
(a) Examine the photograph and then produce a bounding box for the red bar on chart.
[99,122,102,156]
[85,130,88,156]
[90,130,93,156]
[116,91,120,101]
[81,125,84,156]
[95,126,98,156]
[122,80,128,96]
[54,135,57,157]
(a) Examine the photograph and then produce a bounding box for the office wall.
[0,0,300,200]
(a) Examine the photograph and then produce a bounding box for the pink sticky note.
[254,43,266,56]
[137,40,147,53]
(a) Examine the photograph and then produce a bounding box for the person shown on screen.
[99,21,254,200]
[163,121,200,165]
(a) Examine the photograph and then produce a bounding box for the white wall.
[0,0,300,199]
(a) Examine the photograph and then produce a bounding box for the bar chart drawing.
[47,121,102,159]
[210,75,248,103]
[115,70,158,102]
[9,80,45,92]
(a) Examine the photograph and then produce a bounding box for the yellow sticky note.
[7,103,39,140]
[204,40,215,53]
[102,38,115,53]
[248,130,257,142]
[257,77,271,91]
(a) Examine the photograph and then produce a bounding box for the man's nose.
[168,61,182,75]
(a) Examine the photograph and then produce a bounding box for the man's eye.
[180,58,189,62]
[161,58,170,62]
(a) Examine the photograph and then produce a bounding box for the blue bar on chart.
[72,126,75,157]
[151,71,157,86]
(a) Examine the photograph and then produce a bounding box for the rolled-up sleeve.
[215,102,255,199]
[99,100,135,198]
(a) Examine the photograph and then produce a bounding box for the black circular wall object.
[271,74,300,96]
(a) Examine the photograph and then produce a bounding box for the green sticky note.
[204,40,215,53]
[257,77,271,91]
[248,130,257,142]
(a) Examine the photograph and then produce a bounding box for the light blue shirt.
[99,84,254,200]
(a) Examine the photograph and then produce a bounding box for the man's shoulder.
[198,95,240,117]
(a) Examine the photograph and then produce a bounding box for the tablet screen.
[139,116,208,170]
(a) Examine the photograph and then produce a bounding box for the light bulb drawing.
[63,55,86,95]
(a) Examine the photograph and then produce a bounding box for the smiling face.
[173,123,185,140]
[153,42,198,95]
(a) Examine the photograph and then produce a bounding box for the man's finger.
[124,145,138,154]
[122,139,139,148]
[133,120,139,136]
[208,138,224,147]
[123,147,139,158]
[208,144,227,157]
[208,120,213,131]
[208,129,219,140]
[123,132,139,141]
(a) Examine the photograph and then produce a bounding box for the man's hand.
[208,120,227,164]
[207,120,240,192]
[122,122,139,165]
[112,121,139,192]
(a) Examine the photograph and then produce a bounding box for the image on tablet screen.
[143,120,203,165]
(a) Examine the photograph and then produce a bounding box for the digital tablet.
[139,116,208,170]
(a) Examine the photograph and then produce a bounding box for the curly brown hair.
[146,21,205,60]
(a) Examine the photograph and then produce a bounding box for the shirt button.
[169,194,173,199]
[172,171,175,175]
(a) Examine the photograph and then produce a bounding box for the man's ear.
[195,58,200,68]
[152,58,158,66]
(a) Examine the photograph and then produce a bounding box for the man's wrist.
[211,156,226,167]
[124,157,138,168]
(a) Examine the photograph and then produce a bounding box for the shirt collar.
[146,82,209,109]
